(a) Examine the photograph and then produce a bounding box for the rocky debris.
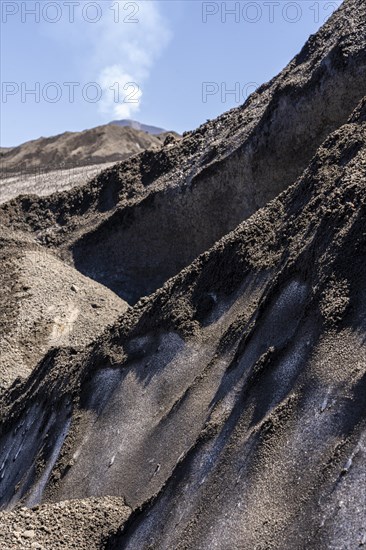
[0,497,130,550]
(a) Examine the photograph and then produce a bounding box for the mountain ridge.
[0,123,174,174]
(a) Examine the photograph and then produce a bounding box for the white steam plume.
[95,1,171,119]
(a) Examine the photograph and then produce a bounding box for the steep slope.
[0,124,165,174]
[0,228,128,390]
[0,97,365,549]
[1,0,365,305]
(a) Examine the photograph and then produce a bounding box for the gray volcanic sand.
[0,1,365,549]
[0,97,365,549]
[0,229,128,389]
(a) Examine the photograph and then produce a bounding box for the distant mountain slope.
[108,119,169,135]
[0,124,171,174]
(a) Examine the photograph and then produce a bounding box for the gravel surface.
[0,497,130,550]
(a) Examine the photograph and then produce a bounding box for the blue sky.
[1,0,341,146]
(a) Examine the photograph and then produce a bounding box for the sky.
[1,0,341,147]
